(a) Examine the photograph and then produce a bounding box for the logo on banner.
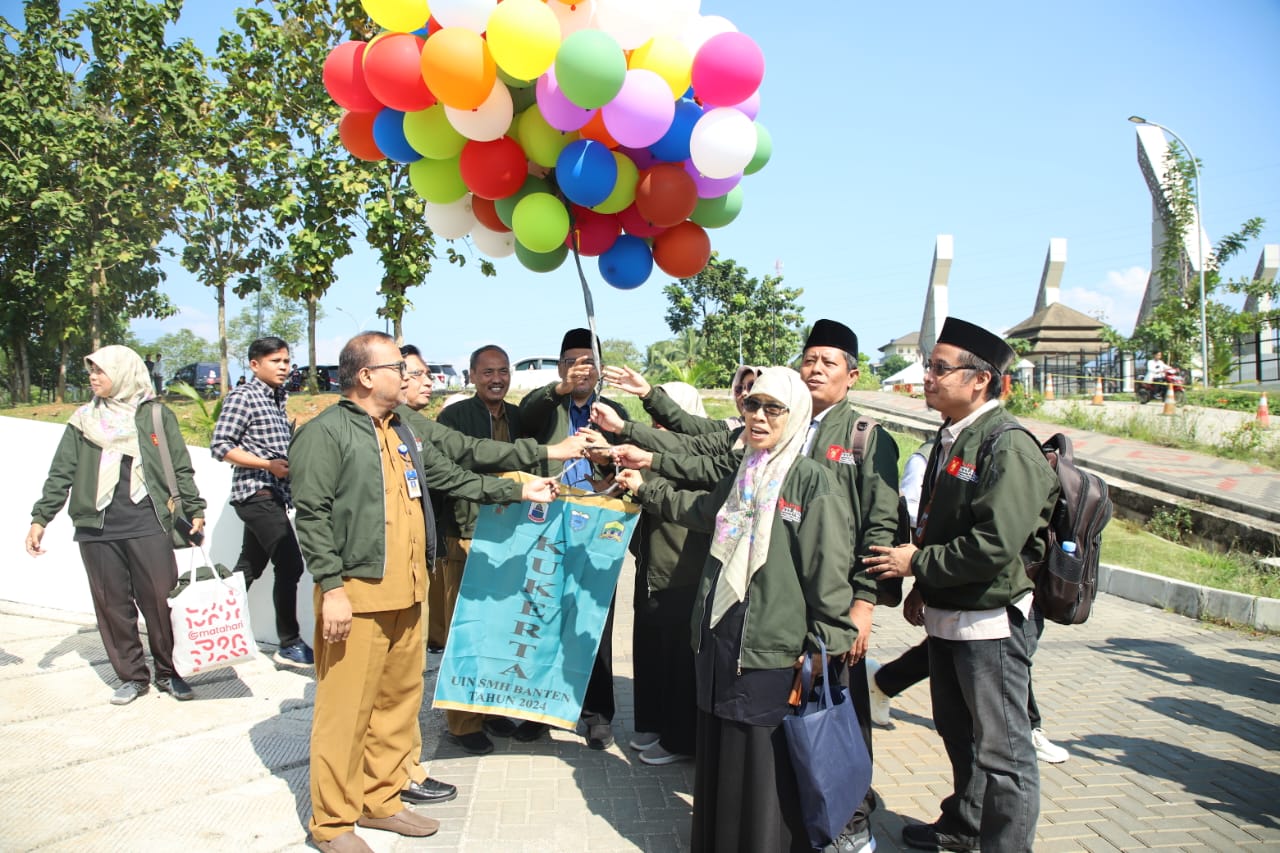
[825,444,856,465]
[569,510,590,531]
[946,456,978,483]
[599,520,625,542]
[777,497,803,523]
[528,502,548,523]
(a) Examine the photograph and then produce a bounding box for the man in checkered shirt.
[212,336,313,668]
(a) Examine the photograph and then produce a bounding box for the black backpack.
[978,424,1113,625]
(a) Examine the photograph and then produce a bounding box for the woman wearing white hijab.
[27,346,207,705]
[617,368,856,853]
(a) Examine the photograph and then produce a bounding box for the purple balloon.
[601,69,676,149]
[536,67,594,132]
[618,146,657,170]
[683,160,742,199]
[729,89,760,120]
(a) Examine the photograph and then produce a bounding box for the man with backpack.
[866,317,1059,853]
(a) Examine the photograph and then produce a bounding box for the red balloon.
[634,163,698,228]
[363,33,435,112]
[653,221,711,278]
[618,202,666,238]
[566,206,621,256]
[472,196,510,233]
[459,137,528,200]
[324,42,382,113]
[338,111,385,162]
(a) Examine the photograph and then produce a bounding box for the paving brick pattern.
[1,561,1277,852]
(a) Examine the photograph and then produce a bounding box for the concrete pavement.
[2,554,1278,852]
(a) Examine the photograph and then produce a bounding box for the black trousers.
[632,577,697,754]
[79,533,178,683]
[232,493,305,648]
[581,596,616,725]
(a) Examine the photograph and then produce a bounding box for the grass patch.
[1102,516,1280,599]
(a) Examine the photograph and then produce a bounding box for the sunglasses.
[741,398,789,418]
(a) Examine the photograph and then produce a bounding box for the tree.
[663,256,805,385]
[150,328,219,371]
[602,338,643,370]
[878,354,911,377]
[225,279,310,373]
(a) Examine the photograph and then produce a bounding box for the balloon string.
[570,231,605,399]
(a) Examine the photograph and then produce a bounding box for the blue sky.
[84,1,1280,366]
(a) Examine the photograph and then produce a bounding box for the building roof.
[878,331,920,353]
[1005,302,1109,356]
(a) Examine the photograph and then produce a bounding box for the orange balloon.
[634,163,697,228]
[419,27,496,110]
[578,110,619,149]
[472,195,510,233]
[338,111,385,161]
[653,221,711,278]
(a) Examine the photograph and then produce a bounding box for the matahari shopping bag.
[168,549,257,677]
[782,639,872,850]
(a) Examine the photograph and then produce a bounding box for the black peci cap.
[936,317,1015,372]
[803,319,858,358]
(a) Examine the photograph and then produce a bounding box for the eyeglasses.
[560,357,593,366]
[405,369,427,380]
[741,398,789,418]
[923,360,975,377]
[365,360,407,378]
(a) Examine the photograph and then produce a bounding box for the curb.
[1099,562,1280,632]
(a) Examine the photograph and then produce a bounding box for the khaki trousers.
[309,593,424,842]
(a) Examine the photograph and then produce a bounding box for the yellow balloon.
[486,0,561,82]
[592,151,639,215]
[361,0,431,34]
[628,35,692,100]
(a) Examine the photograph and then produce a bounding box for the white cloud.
[1061,266,1149,334]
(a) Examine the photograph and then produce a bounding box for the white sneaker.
[639,742,691,766]
[629,731,661,751]
[1033,728,1069,763]
[865,658,891,728]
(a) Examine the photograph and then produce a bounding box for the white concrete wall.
[0,415,314,646]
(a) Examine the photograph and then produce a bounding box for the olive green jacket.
[517,381,629,479]
[429,396,534,539]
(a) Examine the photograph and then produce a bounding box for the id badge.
[405,467,423,499]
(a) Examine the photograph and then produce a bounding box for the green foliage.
[853,351,879,390]
[878,353,911,377]
[1147,504,1194,544]
[1185,388,1264,412]
[662,256,805,383]
[1003,390,1044,417]
[602,338,643,370]
[150,329,219,371]
[225,280,309,371]
[166,380,225,443]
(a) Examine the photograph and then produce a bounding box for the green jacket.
[430,396,534,539]
[31,401,206,535]
[637,457,856,670]
[639,385,728,436]
[291,399,522,593]
[517,381,629,479]
[910,406,1059,611]
[630,470,709,592]
[621,401,902,604]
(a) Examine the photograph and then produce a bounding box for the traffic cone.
[1043,374,1055,401]
[1000,374,1012,401]
[1091,376,1104,406]
[1259,392,1272,428]
[1162,384,1177,415]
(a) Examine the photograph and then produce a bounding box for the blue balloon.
[372,109,422,164]
[649,98,701,163]
[555,139,618,208]
[599,235,653,289]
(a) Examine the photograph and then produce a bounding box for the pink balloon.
[691,32,764,107]
[682,160,742,199]
[601,68,676,149]
[535,67,594,132]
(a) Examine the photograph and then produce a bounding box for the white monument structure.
[918,234,953,357]
[1034,237,1067,313]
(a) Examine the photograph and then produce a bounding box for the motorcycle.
[1136,366,1186,405]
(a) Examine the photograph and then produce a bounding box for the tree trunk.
[55,339,68,404]
[307,295,318,394]
[393,315,403,344]
[91,267,105,351]
[217,282,229,394]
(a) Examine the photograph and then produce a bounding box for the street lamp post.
[1128,115,1209,389]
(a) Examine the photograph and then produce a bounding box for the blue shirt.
[563,397,594,488]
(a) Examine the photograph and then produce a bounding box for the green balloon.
[510,84,538,114]
[554,30,626,109]
[512,192,570,254]
[498,68,536,89]
[690,185,745,229]
[495,175,551,228]
[515,241,569,272]
[591,152,638,215]
[745,122,772,176]
[403,106,466,160]
[519,108,576,169]
[408,157,466,204]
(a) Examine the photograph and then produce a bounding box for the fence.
[1036,349,1129,398]
[1227,325,1279,386]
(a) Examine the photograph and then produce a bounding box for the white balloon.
[594,0,661,49]
[424,196,477,240]
[689,107,756,180]
[429,0,496,33]
[653,0,701,39]
[471,223,516,258]
[549,0,596,39]
[679,14,736,55]
[444,79,514,142]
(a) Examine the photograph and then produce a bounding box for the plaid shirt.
[211,376,294,506]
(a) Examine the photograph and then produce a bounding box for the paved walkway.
[848,391,1280,525]
[2,554,1278,852]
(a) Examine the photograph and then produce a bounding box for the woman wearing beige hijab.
[27,346,207,705]
[617,368,856,853]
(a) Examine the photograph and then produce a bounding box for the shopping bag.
[782,639,872,850]
[168,548,257,677]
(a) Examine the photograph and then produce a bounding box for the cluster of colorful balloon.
[323,0,771,289]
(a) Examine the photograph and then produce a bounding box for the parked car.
[426,362,462,392]
[286,364,340,392]
[509,356,562,391]
[170,362,222,398]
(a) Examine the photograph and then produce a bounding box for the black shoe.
[586,722,615,750]
[427,643,445,654]
[155,674,194,701]
[483,717,519,738]
[110,681,149,706]
[401,777,458,805]
[451,731,494,755]
[512,721,549,742]
[902,821,978,852]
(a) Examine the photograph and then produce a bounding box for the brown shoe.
[312,830,374,852]
[357,809,440,837]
